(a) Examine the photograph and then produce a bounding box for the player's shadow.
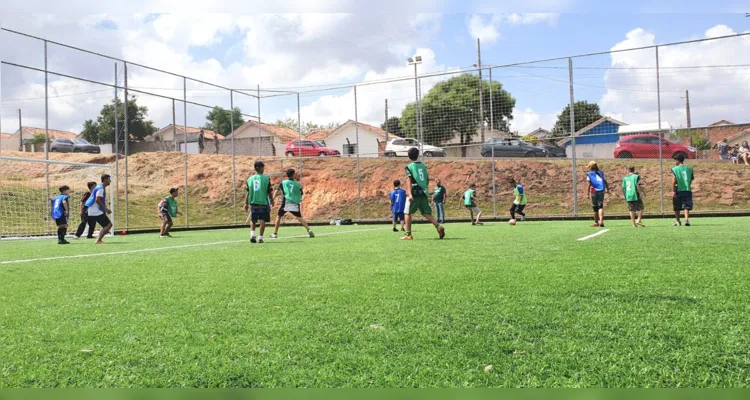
[437,237,466,241]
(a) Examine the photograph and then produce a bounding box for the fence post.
[124,62,129,231]
[183,77,189,228]
[354,86,361,221]
[567,58,578,217]
[656,46,665,215]
[231,90,236,224]
[257,84,261,158]
[43,40,50,232]
[297,92,303,195]
[489,67,496,218]
[114,63,120,223]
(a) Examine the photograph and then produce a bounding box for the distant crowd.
[716,139,750,165]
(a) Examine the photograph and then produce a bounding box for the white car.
[384,138,446,157]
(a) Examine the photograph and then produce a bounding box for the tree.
[398,74,515,156]
[80,97,157,144]
[674,129,712,151]
[203,106,245,136]
[27,133,47,145]
[381,116,404,137]
[551,101,603,138]
[274,118,340,134]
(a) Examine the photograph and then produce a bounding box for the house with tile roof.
[226,120,301,156]
[318,120,389,157]
[0,127,78,152]
[674,120,750,159]
[145,125,223,142]
[305,129,334,142]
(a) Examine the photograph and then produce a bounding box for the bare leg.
[296,216,311,231]
[598,209,605,226]
[423,213,445,239]
[95,223,112,244]
[259,221,266,237]
[404,213,412,234]
[674,211,681,223]
[165,221,173,235]
[476,211,483,224]
[684,209,690,222]
[274,215,283,235]
[637,210,644,225]
[629,211,636,227]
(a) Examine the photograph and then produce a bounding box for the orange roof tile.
[159,124,224,140]
[19,127,78,140]
[330,120,389,140]
[231,120,300,142]
[0,132,11,140]
[306,129,333,141]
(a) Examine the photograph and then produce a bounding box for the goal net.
[0,156,115,238]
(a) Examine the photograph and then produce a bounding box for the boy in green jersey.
[509,179,527,222]
[621,166,645,228]
[463,183,483,225]
[271,169,314,239]
[402,147,445,241]
[158,188,182,238]
[244,160,274,243]
[672,153,695,226]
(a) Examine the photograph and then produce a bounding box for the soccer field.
[1,217,749,388]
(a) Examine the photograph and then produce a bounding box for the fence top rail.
[0,156,116,169]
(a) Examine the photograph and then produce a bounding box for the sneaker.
[437,226,445,240]
[673,221,682,226]
[521,216,526,222]
[159,235,165,239]
[74,235,81,240]
[250,236,257,243]
[58,240,70,245]
[258,238,264,243]
[271,234,278,239]
[472,222,476,226]
[685,220,691,227]
[165,233,172,238]
[308,230,315,238]
[599,224,605,228]
[476,222,484,225]
[401,228,405,232]
[400,235,414,240]
[393,228,398,232]
[86,236,94,239]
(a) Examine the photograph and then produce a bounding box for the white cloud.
[509,107,557,135]
[600,26,750,128]
[466,13,559,47]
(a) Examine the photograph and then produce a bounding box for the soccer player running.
[509,179,527,222]
[85,174,113,244]
[586,161,609,228]
[401,147,445,241]
[271,168,314,239]
[52,186,71,245]
[463,183,483,225]
[433,179,447,224]
[74,181,96,239]
[622,166,645,228]
[158,188,182,238]
[244,160,274,243]
[389,180,406,232]
[672,153,694,226]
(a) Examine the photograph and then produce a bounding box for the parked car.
[384,138,445,157]
[285,140,340,157]
[481,138,548,158]
[614,135,696,159]
[50,138,101,153]
[536,140,567,157]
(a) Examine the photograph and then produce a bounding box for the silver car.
[50,138,101,153]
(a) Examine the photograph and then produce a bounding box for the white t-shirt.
[87,187,106,216]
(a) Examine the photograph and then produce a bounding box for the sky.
[1,9,749,138]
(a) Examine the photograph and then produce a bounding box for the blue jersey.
[85,184,105,207]
[390,188,406,213]
[587,171,606,192]
[51,194,68,220]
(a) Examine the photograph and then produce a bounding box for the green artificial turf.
[1,217,749,387]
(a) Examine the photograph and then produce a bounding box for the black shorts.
[160,212,173,224]
[251,205,271,223]
[278,200,302,218]
[627,200,644,212]
[673,191,693,211]
[91,214,111,227]
[55,216,68,227]
[510,204,526,213]
[591,191,605,208]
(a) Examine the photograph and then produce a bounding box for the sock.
[251,231,256,238]
[259,235,263,240]
[57,228,64,241]
[406,231,411,236]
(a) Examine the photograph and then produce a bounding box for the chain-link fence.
[2,28,750,234]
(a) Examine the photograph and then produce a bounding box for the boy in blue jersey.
[586,161,609,227]
[86,174,113,244]
[52,186,71,244]
[389,180,406,232]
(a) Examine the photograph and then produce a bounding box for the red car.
[285,140,340,157]
[614,135,696,159]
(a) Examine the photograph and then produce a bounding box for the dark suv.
[50,138,101,153]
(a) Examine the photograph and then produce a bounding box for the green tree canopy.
[551,101,603,138]
[80,97,157,144]
[203,106,245,136]
[381,116,404,137]
[399,74,515,152]
[274,118,340,134]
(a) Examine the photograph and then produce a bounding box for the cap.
[587,161,598,168]
[254,160,265,169]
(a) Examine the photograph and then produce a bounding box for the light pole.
[408,56,423,156]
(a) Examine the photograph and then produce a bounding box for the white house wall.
[326,126,382,158]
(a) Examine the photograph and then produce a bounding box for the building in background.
[319,120,388,158]
[558,117,628,159]
[0,127,78,152]
[227,120,299,157]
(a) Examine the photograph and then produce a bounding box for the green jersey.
[622,174,641,202]
[405,162,429,196]
[247,174,271,205]
[162,196,178,217]
[463,189,475,206]
[281,179,302,204]
[672,165,693,192]
[433,185,446,203]
[513,185,528,205]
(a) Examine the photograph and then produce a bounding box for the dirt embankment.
[3,151,750,221]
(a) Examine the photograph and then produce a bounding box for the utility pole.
[682,89,692,146]
[384,99,389,144]
[477,38,485,143]
[18,109,23,151]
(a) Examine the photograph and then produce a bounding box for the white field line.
[577,229,610,241]
[0,227,386,266]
